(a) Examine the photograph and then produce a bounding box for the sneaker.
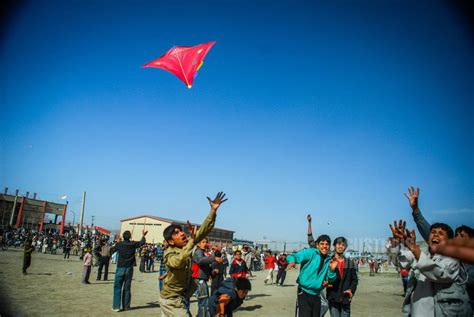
[112,308,121,312]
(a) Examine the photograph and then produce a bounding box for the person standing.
[63,238,71,260]
[193,237,215,317]
[22,239,34,275]
[229,250,248,279]
[211,250,226,295]
[110,230,147,312]
[326,237,358,317]
[82,248,92,284]
[242,245,254,277]
[97,239,112,281]
[160,192,227,317]
[287,232,338,317]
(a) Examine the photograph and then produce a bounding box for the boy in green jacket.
[159,192,227,317]
[287,234,337,317]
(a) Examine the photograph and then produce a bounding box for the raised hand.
[207,192,228,212]
[187,221,197,240]
[404,229,416,247]
[404,228,421,258]
[307,214,312,223]
[329,258,338,271]
[389,220,407,240]
[404,186,420,211]
[142,230,148,236]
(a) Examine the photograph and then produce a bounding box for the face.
[455,230,470,241]
[168,228,188,248]
[234,252,242,260]
[428,227,449,246]
[236,289,249,299]
[197,239,208,250]
[334,242,346,255]
[317,240,330,255]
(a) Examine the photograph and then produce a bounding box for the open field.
[0,249,403,316]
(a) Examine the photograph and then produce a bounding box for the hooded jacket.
[208,278,244,317]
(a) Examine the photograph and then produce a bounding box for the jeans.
[196,279,210,317]
[113,267,133,310]
[97,256,110,280]
[296,290,321,317]
[329,304,351,317]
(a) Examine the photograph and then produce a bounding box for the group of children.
[390,187,473,316]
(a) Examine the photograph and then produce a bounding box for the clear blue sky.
[1,0,473,248]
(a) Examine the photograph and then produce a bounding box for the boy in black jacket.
[208,277,251,317]
[211,250,226,295]
[326,237,358,317]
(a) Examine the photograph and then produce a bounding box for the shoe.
[112,308,121,312]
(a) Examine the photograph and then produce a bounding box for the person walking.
[110,230,147,312]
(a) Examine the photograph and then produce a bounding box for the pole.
[9,190,19,226]
[79,191,86,236]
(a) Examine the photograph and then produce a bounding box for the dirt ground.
[0,249,403,316]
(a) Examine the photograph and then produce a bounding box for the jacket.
[192,247,214,281]
[399,246,471,316]
[208,278,244,317]
[229,259,248,278]
[326,257,358,306]
[287,248,337,296]
[110,237,145,268]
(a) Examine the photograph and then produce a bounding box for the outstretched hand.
[307,214,312,223]
[389,219,407,240]
[207,192,228,211]
[404,229,417,249]
[404,186,420,212]
[431,238,474,264]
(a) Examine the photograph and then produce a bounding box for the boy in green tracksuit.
[159,192,227,317]
[287,234,337,317]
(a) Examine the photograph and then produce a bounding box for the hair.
[163,224,182,241]
[235,277,252,291]
[430,223,454,239]
[234,250,242,255]
[455,225,474,238]
[316,234,331,245]
[214,250,222,257]
[333,236,347,247]
[122,231,131,240]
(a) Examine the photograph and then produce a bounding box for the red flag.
[143,41,216,88]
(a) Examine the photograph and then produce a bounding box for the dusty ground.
[0,249,403,316]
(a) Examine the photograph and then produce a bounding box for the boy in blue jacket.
[287,234,337,317]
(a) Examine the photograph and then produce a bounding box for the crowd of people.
[2,188,474,317]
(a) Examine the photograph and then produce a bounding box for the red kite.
[143,41,216,88]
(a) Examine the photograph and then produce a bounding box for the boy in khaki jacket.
[159,192,227,317]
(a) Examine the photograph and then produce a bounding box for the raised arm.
[307,214,315,247]
[193,192,227,245]
[404,187,431,242]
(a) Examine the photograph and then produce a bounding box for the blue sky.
[1,0,473,248]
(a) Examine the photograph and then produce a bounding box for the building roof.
[120,214,234,233]
[0,193,67,216]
